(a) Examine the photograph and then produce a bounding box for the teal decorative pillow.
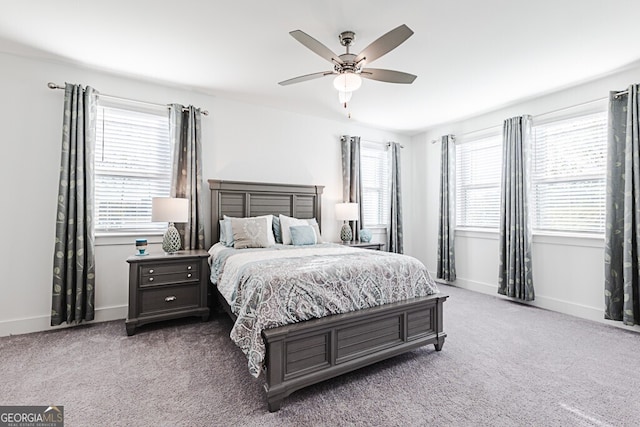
[290,225,317,246]
[219,219,227,244]
[280,214,309,245]
[220,219,234,247]
[273,215,282,243]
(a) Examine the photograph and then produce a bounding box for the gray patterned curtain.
[340,135,364,241]
[605,84,640,325]
[437,135,456,281]
[388,142,403,254]
[51,83,98,325]
[169,105,205,250]
[498,115,534,301]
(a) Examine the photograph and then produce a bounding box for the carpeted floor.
[2,284,640,426]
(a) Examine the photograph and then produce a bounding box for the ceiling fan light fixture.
[333,73,362,92]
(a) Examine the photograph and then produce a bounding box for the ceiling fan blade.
[354,24,414,65]
[289,30,343,65]
[278,71,335,86]
[360,68,417,84]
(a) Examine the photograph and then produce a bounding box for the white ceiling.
[2,0,640,135]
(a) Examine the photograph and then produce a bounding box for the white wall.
[0,52,410,336]
[411,62,640,324]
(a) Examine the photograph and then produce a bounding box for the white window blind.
[95,100,172,233]
[455,133,502,228]
[531,111,607,234]
[361,142,390,227]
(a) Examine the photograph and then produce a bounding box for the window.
[455,133,502,229]
[360,142,390,227]
[94,98,172,233]
[531,111,607,234]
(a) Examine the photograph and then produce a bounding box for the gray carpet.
[2,284,640,426]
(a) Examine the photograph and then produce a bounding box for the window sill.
[532,232,604,248]
[455,228,604,248]
[455,228,499,240]
[95,232,164,247]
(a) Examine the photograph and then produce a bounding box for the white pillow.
[280,214,310,245]
[306,218,324,243]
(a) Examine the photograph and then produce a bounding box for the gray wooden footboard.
[261,293,447,411]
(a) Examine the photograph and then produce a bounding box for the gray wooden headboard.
[208,179,324,244]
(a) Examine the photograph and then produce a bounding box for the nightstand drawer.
[356,243,383,250]
[140,284,200,314]
[340,242,384,250]
[140,262,199,276]
[140,270,199,287]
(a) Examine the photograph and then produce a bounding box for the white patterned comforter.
[209,243,439,378]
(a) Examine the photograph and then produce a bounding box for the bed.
[208,179,448,411]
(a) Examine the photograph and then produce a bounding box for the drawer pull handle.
[187,265,192,270]
[149,269,154,274]
[187,273,192,278]
[165,296,177,302]
[148,277,154,282]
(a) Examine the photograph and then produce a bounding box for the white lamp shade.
[335,202,359,221]
[333,73,362,92]
[152,197,189,223]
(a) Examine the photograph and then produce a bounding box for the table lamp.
[152,197,189,254]
[335,202,359,243]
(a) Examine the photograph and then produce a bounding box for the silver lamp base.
[162,223,182,253]
[340,223,353,242]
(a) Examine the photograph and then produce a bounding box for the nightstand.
[125,249,210,336]
[341,241,384,251]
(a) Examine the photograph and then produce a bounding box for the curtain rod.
[614,89,628,98]
[430,125,501,144]
[356,138,404,148]
[535,96,607,119]
[47,82,209,116]
[430,134,456,144]
[430,94,613,144]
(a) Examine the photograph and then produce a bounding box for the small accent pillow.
[279,214,309,245]
[219,219,235,247]
[272,215,282,244]
[219,219,227,245]
[290,225,317,246]
[231,217,270,249]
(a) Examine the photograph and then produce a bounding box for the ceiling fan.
[278,24,417,107]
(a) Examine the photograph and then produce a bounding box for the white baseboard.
[444,276,497,295]
[431,272,607,325]
[0,305,127,337]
